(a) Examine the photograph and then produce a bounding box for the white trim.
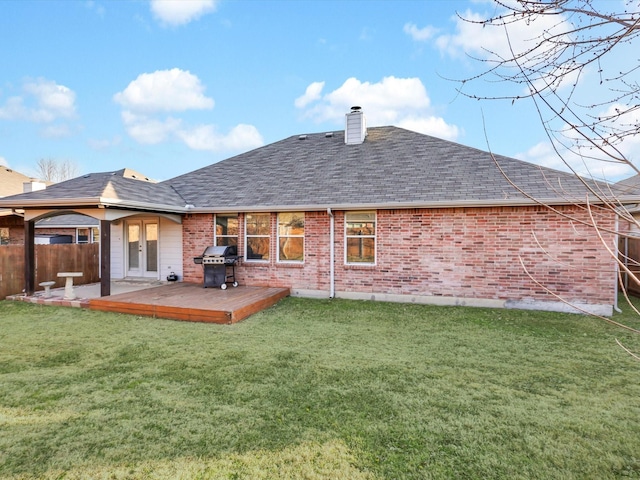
[344,211,376,266]
[276,212,305,264]
[244,212,271,263]
[124,218,160,279]
[24,208,181,224]
[214,213,239,247]
[175,198,640,214]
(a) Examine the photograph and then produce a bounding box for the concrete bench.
[57,272,83,300]
[39,281,56,298]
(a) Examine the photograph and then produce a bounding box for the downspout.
[614,215,622,313]
[327,208,335,298]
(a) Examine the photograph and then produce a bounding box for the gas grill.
[193,245,240,289]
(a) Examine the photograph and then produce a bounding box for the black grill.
[193,245,240,289]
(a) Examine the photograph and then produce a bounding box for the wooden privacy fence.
[0,244,100,299]
[620,237,640,296]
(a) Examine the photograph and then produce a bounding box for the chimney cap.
[350,106,362,112]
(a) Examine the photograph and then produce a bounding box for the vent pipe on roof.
[345,106,367,145]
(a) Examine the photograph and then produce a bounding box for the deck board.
[89,283,290,324]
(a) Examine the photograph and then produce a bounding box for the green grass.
[1,298,639,479]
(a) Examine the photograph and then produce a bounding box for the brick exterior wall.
[10,227,24,245]
[35,228,76,238]
[0,216,25,245]
[182,205,617,307]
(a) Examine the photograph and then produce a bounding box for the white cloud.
[294,81,325,108]
[150,0,217,27]
[0,97,27,121]
[403,23,437,42]
[0,78,76,123]
[526,103,640,181]
[85,1,106,17]
[397,116,460,140]
[515,138,637,183]
[301,76,431,124]
[115,70,263,153]
[177,124,264,152]
[113,68,214,113]
[41,124,73,138]
[295,76,460,140]
[88,136,122,150]
[121,111,182,144]
[434,7,568,64]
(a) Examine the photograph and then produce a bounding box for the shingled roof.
[166,126,619,212]
[0,168,187,212]
[0,127,630,213]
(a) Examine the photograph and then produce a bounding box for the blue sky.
[0,0,635,182]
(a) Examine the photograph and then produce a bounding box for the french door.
[126,220,158,278]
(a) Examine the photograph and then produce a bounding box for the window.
[215,214,238,246]
[76,228,89,244]
[278,212,304,262]
[345,211,376,264]
[76,227,100,243]
[0,227,9,245]
[245,213,270,261]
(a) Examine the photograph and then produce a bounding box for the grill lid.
[202,245,237,257]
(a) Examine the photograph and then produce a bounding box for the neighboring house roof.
[36,214,99,228]
[615,174,640,195]
[0,127,635,213]
[0,167,38,197]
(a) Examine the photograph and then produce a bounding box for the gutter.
[0,197,188,214]
[327,207,335,299]
[172,196,640,215]
[4,195,640,216]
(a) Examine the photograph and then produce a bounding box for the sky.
[0,0,637,182]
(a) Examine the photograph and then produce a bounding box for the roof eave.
[0,197,189,214]
[185,196,636,213]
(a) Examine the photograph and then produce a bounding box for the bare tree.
[35,158,81,183]
[456,0,640,355]
[458,0,639,172]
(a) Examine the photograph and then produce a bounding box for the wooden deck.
[89,283,290,324]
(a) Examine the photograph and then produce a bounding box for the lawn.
[1,297,639,479]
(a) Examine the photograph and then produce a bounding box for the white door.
[126,220,158,278]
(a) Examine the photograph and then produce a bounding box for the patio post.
[24,219,35,296]
[100,219,111,297]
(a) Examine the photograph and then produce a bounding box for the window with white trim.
[76,228,90,244]
[345,211,376,264]
[277,212,304,262]
[215,214,238,246]
[245,213,270,261]
[76,227,100,244]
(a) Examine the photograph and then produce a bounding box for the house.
[0,166,45,245]
[0,108,633,315]
[0,166,98,245]
[35,214,100,244]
